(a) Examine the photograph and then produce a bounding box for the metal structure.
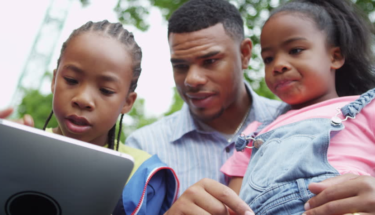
[11,0,72,107]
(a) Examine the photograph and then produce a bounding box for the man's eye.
[263,57,273,64]
[64,77,78,85]
[203,59,217,66]
[290,48,303,55]
[100,88,115,95]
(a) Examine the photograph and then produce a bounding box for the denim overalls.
[236,88,375,215]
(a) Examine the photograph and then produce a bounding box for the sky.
[0,0,175,117]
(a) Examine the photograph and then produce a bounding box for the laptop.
[0,119,134,215]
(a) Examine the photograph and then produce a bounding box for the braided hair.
[43,20,142,150]
[268,0,375,96]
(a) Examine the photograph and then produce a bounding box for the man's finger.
[185,182,229,215]
[199,178,254,215]
[304,196,365,215]
[0,108,13,118]
[306,177,360,210]
[308,174,358,194]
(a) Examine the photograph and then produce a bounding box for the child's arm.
[228,176,244,195]
[0,107,34,126]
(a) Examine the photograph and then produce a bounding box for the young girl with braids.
[221,0,375,214]
[38,20,179,215]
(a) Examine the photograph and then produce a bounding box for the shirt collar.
[170,103,197,142]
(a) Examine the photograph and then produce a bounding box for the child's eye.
[173,64,189,72]
[263,57,273,64]
[290,48,303,55]
[100,88,115,95]
[64,77,78,85]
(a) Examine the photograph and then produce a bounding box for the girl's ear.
[51,69,57,93]
[330,47,345,70]
[240,38,253,70]
[121,92,137,114]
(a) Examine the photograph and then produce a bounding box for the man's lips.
[65,115,91,133]
[185,92,216,108]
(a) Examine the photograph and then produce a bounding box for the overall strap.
[341,88,375,118]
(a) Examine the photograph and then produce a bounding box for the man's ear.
[240,38,253,70]
[330,47,345,70]
[121,92,137,114]
[51,69,57,94]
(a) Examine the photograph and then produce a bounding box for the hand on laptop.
[0,108,34,127]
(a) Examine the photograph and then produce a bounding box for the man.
[126,0,285,194]
[126,0,375,214]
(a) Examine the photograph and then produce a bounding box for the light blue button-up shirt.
[126,83,288,195]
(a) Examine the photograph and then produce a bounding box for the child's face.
[51,32,136,146]
[261,12,342,109]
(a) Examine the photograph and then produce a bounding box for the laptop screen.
[0,119,134,215]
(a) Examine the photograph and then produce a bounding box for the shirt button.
[226,147,230,153]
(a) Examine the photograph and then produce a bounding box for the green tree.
[17,89,58,129]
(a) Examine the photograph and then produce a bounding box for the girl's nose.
[273,56,291,75]
[71,87,95,111]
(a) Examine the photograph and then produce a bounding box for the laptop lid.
[0,119,134,215]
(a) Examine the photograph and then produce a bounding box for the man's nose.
[184,66,208,89]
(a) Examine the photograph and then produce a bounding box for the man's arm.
[304,174,375,215]
[164,178,254,215]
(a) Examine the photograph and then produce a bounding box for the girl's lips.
[65,119,91,133]
[65,115,92,133]
[66,115,91,126]
[275,80,295,91]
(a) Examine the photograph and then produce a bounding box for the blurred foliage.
[79,0,90,7]
[17,89,58,129]
[123,98,158,139]
[164,87,184,116]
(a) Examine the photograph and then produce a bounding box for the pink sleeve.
[220,121,262,177]
[220,148,252,177]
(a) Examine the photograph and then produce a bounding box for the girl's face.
[261,12,344,109]
[51,32,136,146]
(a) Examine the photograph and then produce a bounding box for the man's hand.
[0,107,34,127]
[164,178,254,215]
[304,174,375,215]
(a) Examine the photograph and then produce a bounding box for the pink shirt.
[221,96,375,177]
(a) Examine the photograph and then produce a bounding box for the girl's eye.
[173,64,189,72]
[290,48,303,55]
[100,88,115,95]
[64,77,78,85]
[263,57,273,64]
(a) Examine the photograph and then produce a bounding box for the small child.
[221,0,375,214]
[36,20,179,215]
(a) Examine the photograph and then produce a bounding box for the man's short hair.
[168,0,244,41]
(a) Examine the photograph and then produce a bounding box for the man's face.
[168,23,250,121]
